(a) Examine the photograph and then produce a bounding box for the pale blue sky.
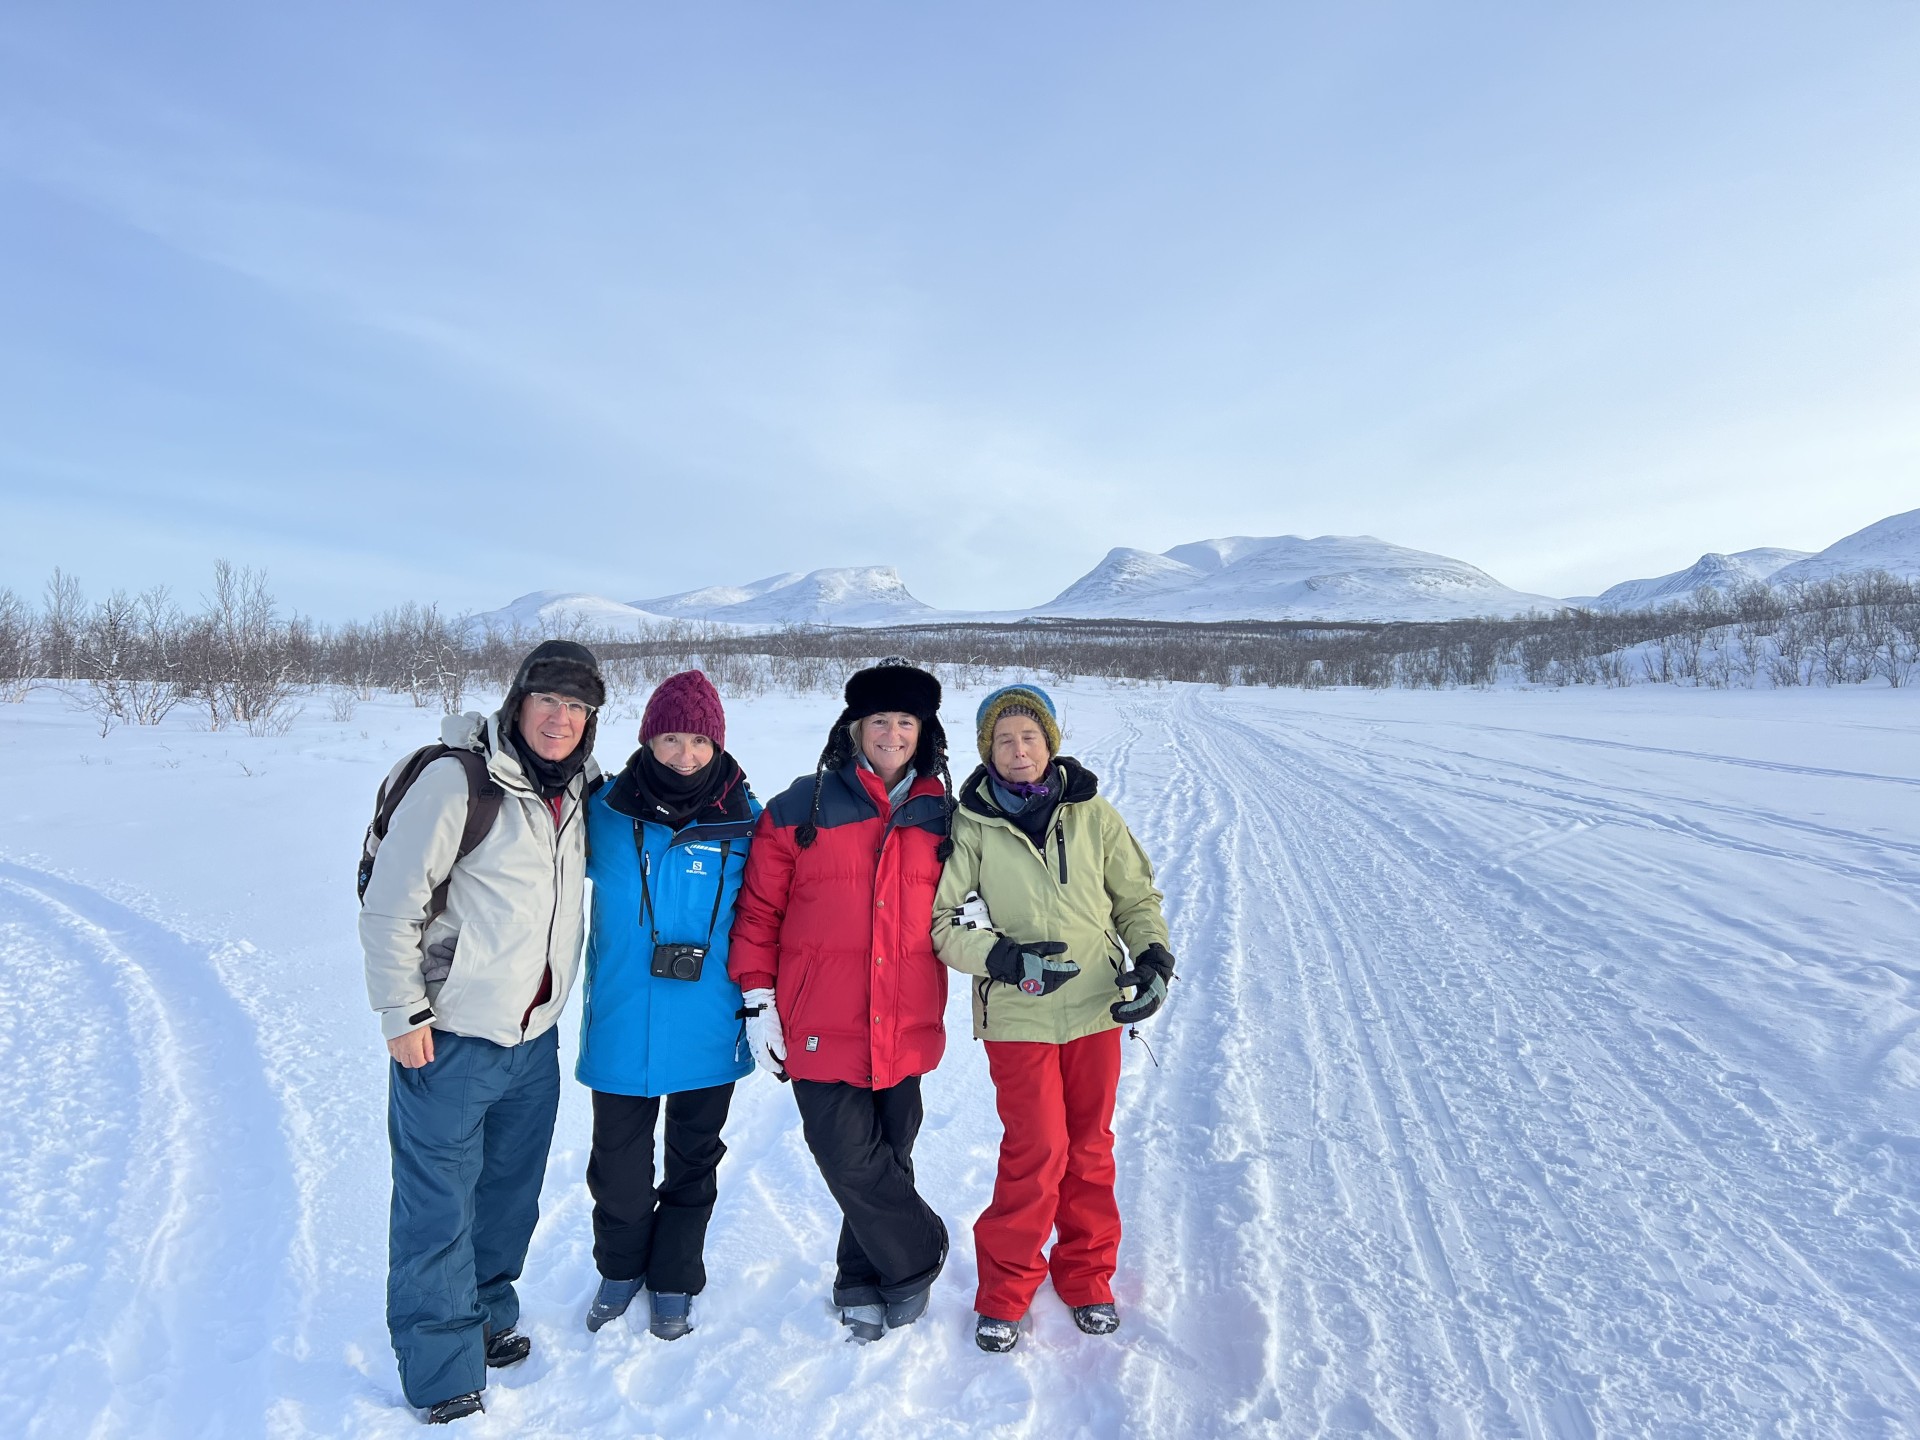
[1,3,1915,617]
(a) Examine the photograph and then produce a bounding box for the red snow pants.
[974,1028,1123,1321]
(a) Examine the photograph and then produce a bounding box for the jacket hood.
[442,710,488,751]
[957,754,1098,819]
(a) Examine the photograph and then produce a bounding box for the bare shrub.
[0,588,35,701]
[186,560,298,729]
[40,568,85,681]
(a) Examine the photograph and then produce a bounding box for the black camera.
[651,942,708,982]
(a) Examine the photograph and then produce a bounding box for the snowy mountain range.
[1580,549,1813,613]
[477,508,1919,631]
[636,567,936,626]
[1575,507,1920,611]
[1768,507,1920,586]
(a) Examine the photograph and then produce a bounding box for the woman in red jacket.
[728,660,953,1343]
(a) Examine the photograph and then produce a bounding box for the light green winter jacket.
[932,757,1169,1044]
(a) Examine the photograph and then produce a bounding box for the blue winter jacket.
[577,756,760,1097]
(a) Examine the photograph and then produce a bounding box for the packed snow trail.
[0,862,297,1438]
[2,683,1917,1437]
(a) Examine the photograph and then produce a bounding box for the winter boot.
[648,1291,693,1341]
[426,1390,485,1424]
[1071,1303,1120,1335]
[483,1327,530,1368]
[884,1285,931,1330]
[840,1303,887,1344]
[974,1314,1020,1353]
[586,1276,644,1333]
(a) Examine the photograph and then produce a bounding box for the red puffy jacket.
[729,762,950,1089]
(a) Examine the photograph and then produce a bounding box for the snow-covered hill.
[635,567,936,627]
[1770,507,1920,585]
[1039,548,1209,613]
[476,591,674,634]
[632,574,809,619]
[1584,548,1812,612]
[1035,534,1558,622]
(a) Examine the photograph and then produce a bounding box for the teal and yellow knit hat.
[974,684,1061,763]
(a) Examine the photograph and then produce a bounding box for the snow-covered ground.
[3,680,1917,1438]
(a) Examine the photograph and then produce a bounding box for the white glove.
[742,987,787,1077]
[951,890,995,931]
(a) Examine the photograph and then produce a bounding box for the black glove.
[1110,943,1175,1024]
[985,937,1079,996]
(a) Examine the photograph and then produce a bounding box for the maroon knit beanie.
[639,670,726,751]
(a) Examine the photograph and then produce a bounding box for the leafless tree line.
[1,566,1915,735]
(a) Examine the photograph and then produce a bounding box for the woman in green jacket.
[930,684,1176,1353]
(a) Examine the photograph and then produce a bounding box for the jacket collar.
[445,710,599,801]
[958,755,1097,820]
[831,761,948,830]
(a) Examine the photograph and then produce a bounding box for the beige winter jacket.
[932,758,1170,1044]
[361,710,597,1046]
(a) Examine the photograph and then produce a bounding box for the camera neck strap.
[635,824,731,947]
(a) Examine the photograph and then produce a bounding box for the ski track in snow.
[0,861,297,1438]
[4,684,1918,1437]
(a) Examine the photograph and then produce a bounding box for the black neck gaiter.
[507,725,587,801]
[612,748,738,830]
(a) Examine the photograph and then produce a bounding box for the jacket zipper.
[527,790,571,1036]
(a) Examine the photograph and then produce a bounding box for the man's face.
[519,692,590,761]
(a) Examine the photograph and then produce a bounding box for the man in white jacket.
[361,640,602,1424]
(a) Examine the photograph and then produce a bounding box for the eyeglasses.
[526,692,596,721]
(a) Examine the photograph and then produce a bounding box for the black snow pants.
[586,1082,735,1294]
[790,1076,949,1307]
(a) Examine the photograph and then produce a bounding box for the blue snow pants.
[386,1027,560,1409]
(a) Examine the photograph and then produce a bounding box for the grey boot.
[648,1291,693,1341]
[840,1303,886,1344]
[586,1276,644,1333]
[884,1286,930,1329]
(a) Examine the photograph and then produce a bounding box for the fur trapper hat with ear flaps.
[795,658,954,855]
[500,639,605,757]
[509,639,606,709]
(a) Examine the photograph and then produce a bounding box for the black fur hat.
[820,658,945,775]
[499,639,605,763]
[511,639,606,709]
[797,658,953,856]
[841,660,941,724]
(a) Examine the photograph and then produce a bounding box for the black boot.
[484,1327,531,1368]
[1071,1303,1119,1335]
[974,1314,1020,1353]
[426,1391,484,1424]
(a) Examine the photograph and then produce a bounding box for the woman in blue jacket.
[577,670,760,1341]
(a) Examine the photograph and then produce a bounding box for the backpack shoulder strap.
[359,743,505,920]
[447,747,506,865]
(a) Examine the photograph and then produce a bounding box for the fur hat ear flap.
[819,714,857,772]
[910,714,949,778]
[796,758,827,849]
[933,754,956,862]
